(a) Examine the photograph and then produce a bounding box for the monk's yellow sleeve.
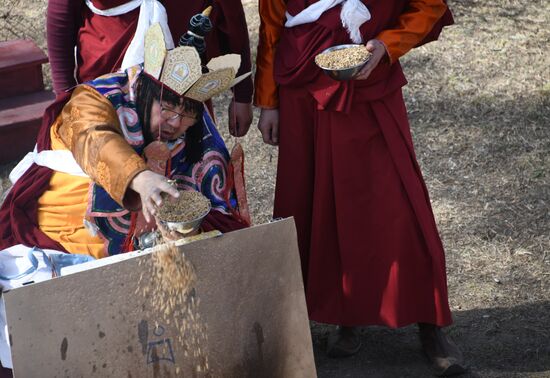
[376,0,448,63]
[254,0,286,109]
[55,85,147,206]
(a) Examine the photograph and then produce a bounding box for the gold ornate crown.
[143,23,249,102]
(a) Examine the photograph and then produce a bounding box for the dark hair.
[135,73,204,163]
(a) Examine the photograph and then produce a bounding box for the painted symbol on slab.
[146,324,175,364]
[253,322,264,365]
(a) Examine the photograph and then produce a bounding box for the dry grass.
[1,0,549,376]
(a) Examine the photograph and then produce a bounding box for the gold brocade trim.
[68,105,80,123]
[96,161,111,189]
[125,153,147,173]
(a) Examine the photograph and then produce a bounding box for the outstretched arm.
[376,0,449,64]
[56,85,178,220]
[357,0,449,80]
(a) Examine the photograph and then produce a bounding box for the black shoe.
[418,323,467,376]
[326,326,362,358]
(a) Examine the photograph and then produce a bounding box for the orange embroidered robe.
[38,86,147,258]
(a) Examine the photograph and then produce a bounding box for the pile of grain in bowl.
[315,45,372,70]
[158,190,211,223]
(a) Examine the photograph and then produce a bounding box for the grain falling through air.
[137,190,213,375]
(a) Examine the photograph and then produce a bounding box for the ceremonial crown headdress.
[143,22,249,102]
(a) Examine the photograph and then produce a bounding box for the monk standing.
[254,0,465,375]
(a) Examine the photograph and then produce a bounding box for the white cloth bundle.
[285,0,371,44]
[9,146,87,185]
[0,245,95,368]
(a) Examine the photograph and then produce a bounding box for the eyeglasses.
[160,104,197,122]
[158,84,198,122]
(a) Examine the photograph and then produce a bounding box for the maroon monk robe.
[47,0,138,93]
[46,0,253,102]
[77,1,140,84]
[272,0,454,327]
[46,0,83,94]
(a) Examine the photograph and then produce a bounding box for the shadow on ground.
[312,301,550,378]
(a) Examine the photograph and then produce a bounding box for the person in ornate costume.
[0,23,248,259]
[254,0,464,375]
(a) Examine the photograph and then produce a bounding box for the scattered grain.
[138,230,211,374]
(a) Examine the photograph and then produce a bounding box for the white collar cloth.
[85,0,143,16]
[284,0,371,44]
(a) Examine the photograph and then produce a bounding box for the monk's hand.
[355,39,388,81]
[228,101,253,137]
[129,170,179,223]
[257,108,279,146]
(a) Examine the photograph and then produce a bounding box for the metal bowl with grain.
[315,44,372,81]
[158,190,212,236]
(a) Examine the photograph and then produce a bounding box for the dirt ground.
[0,0,549,377]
